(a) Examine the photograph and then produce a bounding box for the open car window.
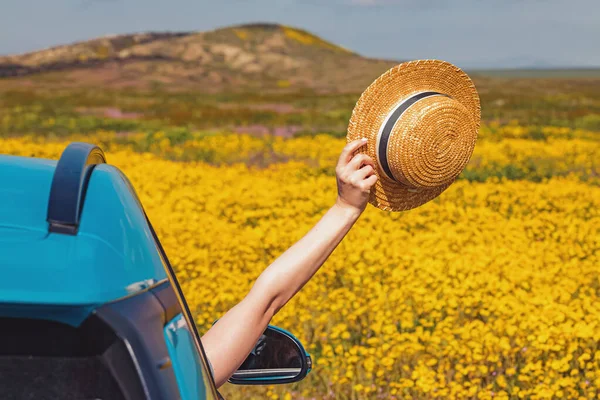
[118,171,218,398]
[146,215,219,399]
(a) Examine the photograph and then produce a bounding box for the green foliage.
[575,114,600,131]
[1,76,598,186]
[2,73,600,140]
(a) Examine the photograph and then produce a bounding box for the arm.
[201,138,377,387]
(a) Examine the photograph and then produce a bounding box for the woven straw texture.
[347,60,481,211]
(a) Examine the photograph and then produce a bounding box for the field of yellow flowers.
[1,124,599,400]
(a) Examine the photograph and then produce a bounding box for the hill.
[0,23,397,93]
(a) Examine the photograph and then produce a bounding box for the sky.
[1,0,599,69]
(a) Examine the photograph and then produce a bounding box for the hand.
[335,138,378,215]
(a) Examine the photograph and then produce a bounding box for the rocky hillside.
[0,23,397,92]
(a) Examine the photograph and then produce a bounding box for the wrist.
[332,198,363,222]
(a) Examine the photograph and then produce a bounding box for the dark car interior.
[0,316,135,400]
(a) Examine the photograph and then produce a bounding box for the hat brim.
[347,60,481,212]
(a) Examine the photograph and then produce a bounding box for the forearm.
[253,201,360,315]
[202,202,361,387]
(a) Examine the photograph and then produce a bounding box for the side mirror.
[228,325,312,385]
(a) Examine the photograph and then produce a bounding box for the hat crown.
[384,95,478,189]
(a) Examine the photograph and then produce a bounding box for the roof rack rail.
[47,142,107,235]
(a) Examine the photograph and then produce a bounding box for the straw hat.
[347,60,480,212]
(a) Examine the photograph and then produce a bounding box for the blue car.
[0,142,312,400]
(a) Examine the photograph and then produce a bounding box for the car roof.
[0,153,167,312]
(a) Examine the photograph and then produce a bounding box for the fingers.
[336,139,379,191]
[349,166,378,190]
[362,174,378,189]
[337,138,368,168]
[348,153,375,172]
[353,164,375,181]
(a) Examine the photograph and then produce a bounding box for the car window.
[117,169,218,399]
[146,216,219,399]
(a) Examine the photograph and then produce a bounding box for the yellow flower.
[3,125,599,399]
